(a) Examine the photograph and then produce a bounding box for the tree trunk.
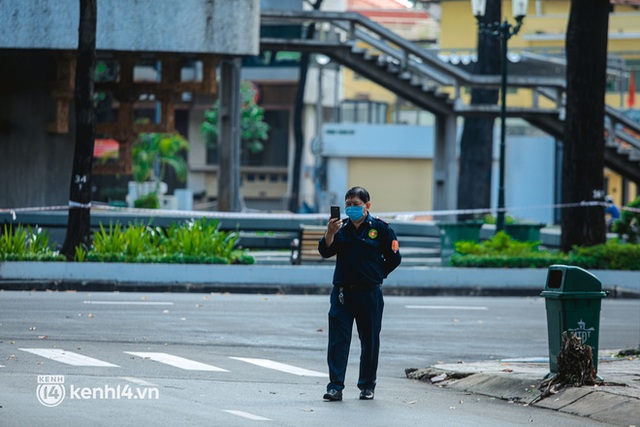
[289,0,323,213]
[561,1,609,251]
[60,0,97,259]
[217,58,242,212]
[457,0,500,220]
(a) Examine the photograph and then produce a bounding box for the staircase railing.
[260,9,640,179]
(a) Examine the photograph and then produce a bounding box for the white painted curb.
[0,262,638,292]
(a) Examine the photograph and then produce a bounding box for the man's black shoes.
[323,389,343,401]
[359,389,374,400]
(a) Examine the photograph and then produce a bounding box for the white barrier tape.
[69,201,92,209]
[1,201,639,221]
[0,206,68,214]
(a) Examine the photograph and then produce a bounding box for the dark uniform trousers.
[327,284,384,392]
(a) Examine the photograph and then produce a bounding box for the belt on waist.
[337,283,380,291]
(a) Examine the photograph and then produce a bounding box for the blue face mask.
[345,205,365,222]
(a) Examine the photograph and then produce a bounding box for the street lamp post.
[470,0,527,232]
[313,54,331,212]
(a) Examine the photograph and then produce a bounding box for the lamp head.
[471,0,528,19]
[315,54,330,66]
[512,0,529,19]
[470,0,487,17]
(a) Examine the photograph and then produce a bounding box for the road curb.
[409,359,640,426]
[1,262,639,297]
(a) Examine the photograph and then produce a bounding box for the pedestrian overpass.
[259,9,640,211]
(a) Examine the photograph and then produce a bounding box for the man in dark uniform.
[318,186,401,402]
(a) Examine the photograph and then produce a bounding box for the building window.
[339,100,388,124]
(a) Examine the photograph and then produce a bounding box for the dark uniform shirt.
[318,213,402,286]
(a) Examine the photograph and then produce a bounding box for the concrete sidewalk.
[407,351,640,426]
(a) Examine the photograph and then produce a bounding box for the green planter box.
[438,221,483,266]
[505,223,545,242]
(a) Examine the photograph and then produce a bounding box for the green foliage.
[613,196,640,243]
[0,220,254,265]
[89,222,158,262]
[0,225,64,261]
[132,132,189,184]
[74,245,87,262]
[451,231,640,270]
[160,218,238,262]
[568,238,640,270]
[482,214,516,225]
[133,192,160,209]
[85,219,253,265]
[201,81,270,154]
[455,231,540,256]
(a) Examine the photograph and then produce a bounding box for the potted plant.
[129,132,189,208]
[201,81,270,161]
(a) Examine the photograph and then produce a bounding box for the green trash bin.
[438,221,483,266]
[540,265,607,375]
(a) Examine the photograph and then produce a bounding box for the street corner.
[405,362,544,405]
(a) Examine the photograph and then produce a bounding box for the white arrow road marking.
[223,410,272,421]
[19,348,119,367]
[125,352,229,372]
[405,305,489,310]
[230,357,327,377]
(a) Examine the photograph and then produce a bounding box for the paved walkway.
[407,352,640,426]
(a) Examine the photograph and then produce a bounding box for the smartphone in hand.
[330,205,340,220]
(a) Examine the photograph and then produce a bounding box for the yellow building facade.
[439,0,639,206]
[339,0,639,213]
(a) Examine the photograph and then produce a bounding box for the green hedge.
[450,232,640,270]
[0,219,254,265]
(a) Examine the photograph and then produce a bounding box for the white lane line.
[223,410,272,421]
[119,377,158,387]
[405,305,489,311]
[83,301,174,306]
[124,352,228,372]
[230,357,327,377]
[19,348,119,367]
[0,365,5,368]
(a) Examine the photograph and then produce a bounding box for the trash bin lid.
[544,265,603,292]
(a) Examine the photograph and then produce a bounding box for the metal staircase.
[260,9,640,184]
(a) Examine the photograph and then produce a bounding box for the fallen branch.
[530,331,601,404]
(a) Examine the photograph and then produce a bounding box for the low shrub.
[450,232,640,270]
[0,219,254,265]
[0,224,64,261]
[568,239,640,270]
[613,196,640,243]
[86,218,253,265]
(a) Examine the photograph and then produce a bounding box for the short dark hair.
[345,186,370,203]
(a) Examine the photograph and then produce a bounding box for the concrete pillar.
[433,113,458,218]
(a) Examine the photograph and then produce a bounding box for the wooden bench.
[290,225,332,265]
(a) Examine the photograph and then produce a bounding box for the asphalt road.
[1,291,638,426]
